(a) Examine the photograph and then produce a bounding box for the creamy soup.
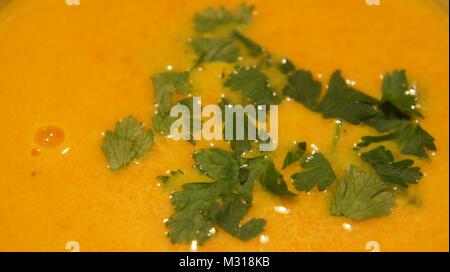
[0,0,448,252]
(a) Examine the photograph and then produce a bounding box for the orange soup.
[0,0,448,252]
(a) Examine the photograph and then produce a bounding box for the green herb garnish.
[283,69,322,111]
[215,194,266,240]
[279,58,296,75]
[225,67,282,105]
[194,3,254,33]
[394,123,436,158]
[152,111,177,134]
[101,116,154,171]
[291,153,336,192]
[282,141,307,169]
[356,123,436,159]
[246,156,296,197]
[361,146,422,188]
[365,102,411,133]
[166,148,270,245]
[318,71,379,124]
[331,166,396,221]
[232,30,264,57]
[382,70,422,118]
[166,178,266,244]
[166,182,218,244]
[191,38,240,64]
[152,72,192,113]
[193,148,240,181]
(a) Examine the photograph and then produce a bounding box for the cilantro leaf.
[232,3,254,24]
[194,3,254,33]
[365,101,411,132]
[354,133,397,150]
[282,141,307,169]
[101,116,154,171]
[331,166,396,221]
[230,139,253,156]
[166,182,217,244]
[279,58,296,75]
[152,111,177,134]
[245,157,296,197]
[193,148,240,181]
[219,98,261,156]
[167,178,264,245]
[365,70,421,132]
[394,123,436,159]
[382,70,422,118]
[318,71,379,124]
[232,30,264,57]
[225,67,282,105]
[215,194,265,241]
[291,153,336,192]
[356,123,436,159]
[191,38,240,64]
[152,72,192,113]
[283,70,322,110]
[237,173,255,203]
[361,146,422,188]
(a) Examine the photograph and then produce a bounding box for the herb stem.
[330,120,343,156]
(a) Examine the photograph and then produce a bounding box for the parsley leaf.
[232,30,264,57]
[191,38,240,64]
[237,170,255,203]
[152,72,192,113]
[166,182,217,244]
[283,70,322,110]
[215,194,266,241]
[282,141,307,169]
[318,71,379,124]
[166,179,265,245]
[225,67,282,105]
[101,116,154,171]
[219,98,254,156]
[232,3,255,24]
[361,146,422,188]
[279,58,296,75]
[382,70,422,118]
[193,148,240,181]
[356,123,436,159]
[194,3,254,33]
[365,101,411,132]
[355,133,396,150]
[245,156,296,197]
[331,166,396,221]
[230,138,253,156]
[152,111,177,134]
[291,153,336,192]
[394,123,436,159]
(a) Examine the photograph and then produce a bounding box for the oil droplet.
[34,126,65,148]
[31,148,41,157]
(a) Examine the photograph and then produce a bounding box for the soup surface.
[0,0,448,252]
